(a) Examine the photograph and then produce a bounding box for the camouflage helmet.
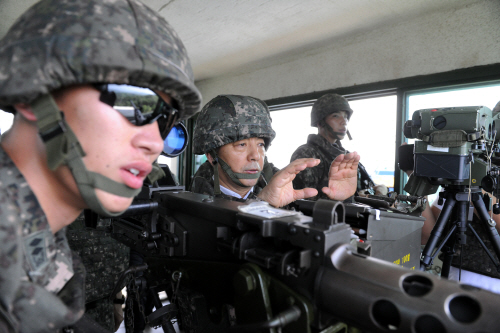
[311,93,353,127]
[0,0,201,121]
[193,95,276,154]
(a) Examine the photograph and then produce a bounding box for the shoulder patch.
[24,230,49,274]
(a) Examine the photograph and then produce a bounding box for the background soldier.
[0,0,201,332]
[190,94,360,207]
[291,93,387,201]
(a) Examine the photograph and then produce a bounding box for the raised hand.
[257,158,320,207]
[322,152,360,200]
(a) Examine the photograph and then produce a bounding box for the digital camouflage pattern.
[0,146,85,332]
[310,93,353,127]
[67,214,130,331]
[0,0,199,330]
[189,160,279,200]
[192,95,276,154]
[291,134,355,202]
[0,0,201,121]
[450,213,500,279]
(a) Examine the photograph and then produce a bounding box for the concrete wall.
[196,0,500,103]
[0,0,35,39]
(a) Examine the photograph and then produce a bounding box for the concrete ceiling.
[0,0,483,82]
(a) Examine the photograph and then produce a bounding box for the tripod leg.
[467,222,500,267]
[440,243,455,278]
[420,192,456,269]
[441,200,469,279]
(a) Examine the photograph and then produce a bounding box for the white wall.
[196,0,500,103]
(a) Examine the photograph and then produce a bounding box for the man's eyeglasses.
[94,84,178,139]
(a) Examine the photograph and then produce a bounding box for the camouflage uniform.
[66,215,130,331]
[0,147,85,333]
[291,134,355,202]
[191,95,277,200]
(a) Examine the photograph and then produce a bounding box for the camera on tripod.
[400,105,500,196]
[399,105,500,275]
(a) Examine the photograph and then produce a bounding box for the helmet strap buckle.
[39,113,67,142]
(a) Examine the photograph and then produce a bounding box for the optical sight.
[402,106,500,196]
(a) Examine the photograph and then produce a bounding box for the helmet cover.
[311,93,353,127]
[193,95,276,154]
[0,0,201,121]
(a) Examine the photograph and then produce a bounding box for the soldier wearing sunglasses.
[0,0,201,332]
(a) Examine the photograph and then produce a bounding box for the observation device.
[402,105,500,276]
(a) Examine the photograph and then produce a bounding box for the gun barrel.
[316,244,500,332]
[118,200,159,217]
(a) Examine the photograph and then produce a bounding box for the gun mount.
[110,189,500,332]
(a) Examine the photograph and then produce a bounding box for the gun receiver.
[111,189,500,332]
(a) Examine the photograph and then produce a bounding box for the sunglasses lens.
[107,84,160,124]
[98,84,178,139]
[163,122,188,157]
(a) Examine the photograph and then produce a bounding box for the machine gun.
[108,178,500,333]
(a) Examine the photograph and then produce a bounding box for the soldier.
[291,93,387,201]
[190,94,360,207]
[0,0,201,332]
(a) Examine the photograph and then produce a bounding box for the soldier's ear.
[206,153,215,165]
[14,103,37,122]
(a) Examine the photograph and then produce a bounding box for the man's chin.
[95,190,134,214]
[238,179,259,188]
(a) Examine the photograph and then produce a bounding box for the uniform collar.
[307,134,343,150]
[220,184,254,199]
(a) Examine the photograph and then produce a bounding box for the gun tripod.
[420,186,500,279]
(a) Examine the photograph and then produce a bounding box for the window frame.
[181,63,500,190]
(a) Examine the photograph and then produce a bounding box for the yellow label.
[394,253,411,267]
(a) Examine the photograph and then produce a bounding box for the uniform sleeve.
[188,161,214,193]
[190,176,215,196]
[0,195,23,332]
[290,145,323,195]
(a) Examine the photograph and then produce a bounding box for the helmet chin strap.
[320,119,351,142]
[209,150,261,195]
[32,94,141,217]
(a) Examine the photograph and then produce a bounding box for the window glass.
[342,96,397,190]
[404,82,500,204]
[407,84,500,115]
[157,154,180,182]
[267,95,397,190]
[266,106,316,169]
[0,111,13,136]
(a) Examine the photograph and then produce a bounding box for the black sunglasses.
[94,84,178,139]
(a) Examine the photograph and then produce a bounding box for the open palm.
[257,158,320,207]
[322,152,360,200]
